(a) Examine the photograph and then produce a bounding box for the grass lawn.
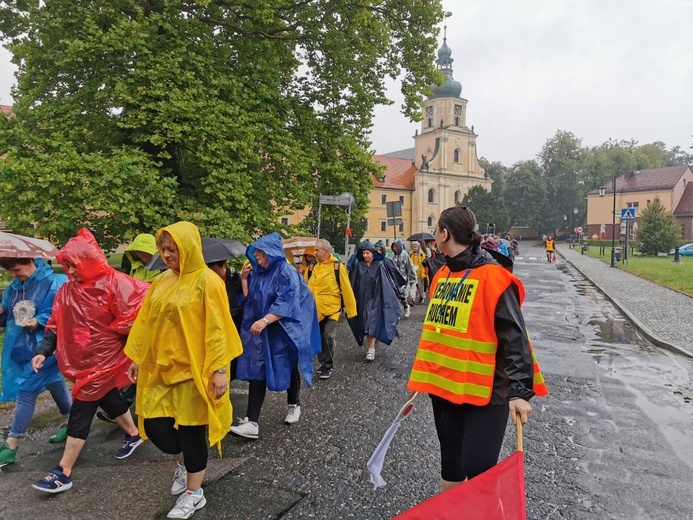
[582,246,693,296]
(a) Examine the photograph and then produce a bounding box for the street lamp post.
[572,206,578,248]
[598,177,616,266]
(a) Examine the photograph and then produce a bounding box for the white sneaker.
[229,418,259,439]
[366,348,375,361]
[171,462,187,495]
[167,489,206,519]
[285,405,301,424]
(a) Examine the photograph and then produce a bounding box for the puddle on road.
[562,264,693,470]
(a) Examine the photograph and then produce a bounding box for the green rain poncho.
[125,222,242,451]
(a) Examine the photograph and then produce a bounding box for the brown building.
[586,166,693,241]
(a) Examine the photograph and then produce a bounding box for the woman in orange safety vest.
[407,205,547,492]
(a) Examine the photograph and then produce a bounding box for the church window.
[380,221,387,232]
[427,215,435,227]
[454,116,459,126]
[453,149,460,163]
[454,190,462,205]
[427,189,436,203]
[427,118,432,128]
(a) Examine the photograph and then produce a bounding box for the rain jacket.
[409,243,427,279]
[125,222,242,450]
[306,254,357,322]
[124,233,161,282]
[391,239,417,288]
[236,233,321,390]
[46,228,150,401]
[347,241,405,346]
[0,260,67,402]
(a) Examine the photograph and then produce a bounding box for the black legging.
[143,417,208,473]
[430,395,509,482]
[246,364,301,423]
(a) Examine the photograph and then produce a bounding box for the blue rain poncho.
[0,260,67,402]
[236,233,321,390]
[348,241,405,346]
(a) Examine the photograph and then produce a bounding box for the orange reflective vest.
[407,263,548,405]
[545,239,555,252]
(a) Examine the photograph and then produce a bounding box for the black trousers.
[67,388,132,440]
[144,417,208,473]
[246,364,300,423]
[430,395,509,482]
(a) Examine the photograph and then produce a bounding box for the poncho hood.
[125,233,158,256]
[156,221,206,275]
[57,228,111,282]
[356,240,384,262]
[246,232,287,274]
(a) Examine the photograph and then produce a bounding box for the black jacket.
[445,247,535,403]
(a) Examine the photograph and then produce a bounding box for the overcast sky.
[372,0,693,165]
[2,0,692,166]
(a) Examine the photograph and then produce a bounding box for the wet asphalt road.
[1,241,693,519]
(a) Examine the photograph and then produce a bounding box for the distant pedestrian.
[409,242,427,304]
[230,233,321,440]
[306,239,357,380]
[390,240,417,318]
[545,235,555,262]
[407,205,548,492]
[0,258,70,468]
[348,241,405,361]
[123,233,162,282]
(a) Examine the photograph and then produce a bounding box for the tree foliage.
[502,160,545,230]
[460,185,509,235]
[0,0,445,249]
[638,197,681,255]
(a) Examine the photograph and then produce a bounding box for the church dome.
[431,76,462,98]
[437,41,452,59]
[429,32,462,99]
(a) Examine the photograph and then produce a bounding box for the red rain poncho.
[45,229,149,401]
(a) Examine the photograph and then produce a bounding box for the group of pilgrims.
[0,205,547,519]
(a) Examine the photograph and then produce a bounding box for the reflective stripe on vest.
[408,264,509,405]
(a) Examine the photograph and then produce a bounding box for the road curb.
[558,251,693,359]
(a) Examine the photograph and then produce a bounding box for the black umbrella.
[145,237,246,270]
[407,232,435,242]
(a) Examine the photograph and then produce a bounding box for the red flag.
[346,228,353,237]
[394,451,526,520]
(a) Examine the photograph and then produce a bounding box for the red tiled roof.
[371,155,416,190]
[674,182,693,216]
[593,166,690,194]
[0,105,13,115]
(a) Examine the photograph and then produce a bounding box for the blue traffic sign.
[621,208,635,220]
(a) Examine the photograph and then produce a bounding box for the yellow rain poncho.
[124,221,242,451]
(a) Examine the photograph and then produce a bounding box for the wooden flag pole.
[516,413,523,452]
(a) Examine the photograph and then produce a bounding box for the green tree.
[502,160,545,230]
[461,185,509,235]
[0,0,445,249]
[538,130,585,233]
[478,157,508,197]
[638,197,681,255]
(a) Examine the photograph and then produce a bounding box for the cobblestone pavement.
[555,243,693,358]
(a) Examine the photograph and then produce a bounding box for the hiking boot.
[316,366,332,379]
[284,405,301,424]
[49,424,69,444]
[366,348,375,361]
[96,410,116,424]
[0,444,16,467]
[114,433,144,459]
[229,418,259,439]
[167,489,206,519]
[32,466,73,493]
[171,462,187,495]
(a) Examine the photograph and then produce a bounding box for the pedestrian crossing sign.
[621,208,635,220]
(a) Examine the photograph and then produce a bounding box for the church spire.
[431,25,461,99]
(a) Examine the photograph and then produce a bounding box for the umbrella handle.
[515,413,523,452]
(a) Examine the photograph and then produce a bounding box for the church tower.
[412,28,490,235]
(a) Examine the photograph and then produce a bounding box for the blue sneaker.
[114,434,144,460]
[32,466,73,493]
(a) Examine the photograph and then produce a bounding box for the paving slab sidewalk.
[556,244,693,358]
